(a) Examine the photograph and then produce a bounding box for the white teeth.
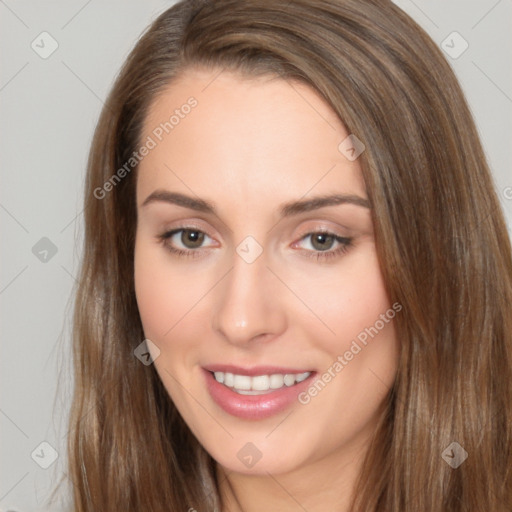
[224,372,234,387]
[252,375,270,391]
[233,375,252,390]
[283,374,295,386]
[295,372,310,383]
[269,374,284,389]
[212,371,311,392]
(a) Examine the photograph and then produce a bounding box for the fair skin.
[134,67,399,511]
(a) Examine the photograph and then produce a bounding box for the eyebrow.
[141,190,371,217]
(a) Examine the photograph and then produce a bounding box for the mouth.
[202,365,316,420]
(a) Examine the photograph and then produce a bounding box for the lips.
[202,364,316,420]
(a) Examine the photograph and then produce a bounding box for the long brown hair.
[67,0,512,510]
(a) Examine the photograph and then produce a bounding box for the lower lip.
[202,369,316,420]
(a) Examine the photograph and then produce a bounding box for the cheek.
[134,249,172,341]
[291,243,399,415]
[134,238,202,338]
[288,249,398,455]
[290,244,392,352]
[331,264,390,344]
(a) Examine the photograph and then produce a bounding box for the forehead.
[137,67,367,208]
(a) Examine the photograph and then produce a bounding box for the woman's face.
[134,67,399,476]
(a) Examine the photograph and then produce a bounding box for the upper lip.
[203,364,314,376]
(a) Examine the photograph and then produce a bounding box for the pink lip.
[202,367,316,420]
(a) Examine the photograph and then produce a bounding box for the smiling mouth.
[210,370,312,395]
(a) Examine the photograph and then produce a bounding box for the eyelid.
[295,220,351,235]
[291,221,351,241]
[172,227,214,240]
[291,230,349,250]
[161,221,217,240]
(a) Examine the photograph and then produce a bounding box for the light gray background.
[1,1,511,510]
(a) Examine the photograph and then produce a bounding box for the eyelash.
[157,228,353,261]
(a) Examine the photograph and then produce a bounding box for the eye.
[173,229,207,249]
[294,231,353,261]
[303,232,337,251]
[157,228,353,262]
[158,228,214,258]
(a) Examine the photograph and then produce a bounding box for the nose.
[211,249,287,347]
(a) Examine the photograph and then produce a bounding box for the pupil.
[183,230,204,248]
[312,233,333,251]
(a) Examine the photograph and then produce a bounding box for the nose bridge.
[211,245,286,345]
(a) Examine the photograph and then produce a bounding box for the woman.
[68,0,512,510]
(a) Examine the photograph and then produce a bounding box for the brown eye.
[310,233,336,251]
[180,229,205,249]
[294,231,353,262]
[158,228,213,257]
